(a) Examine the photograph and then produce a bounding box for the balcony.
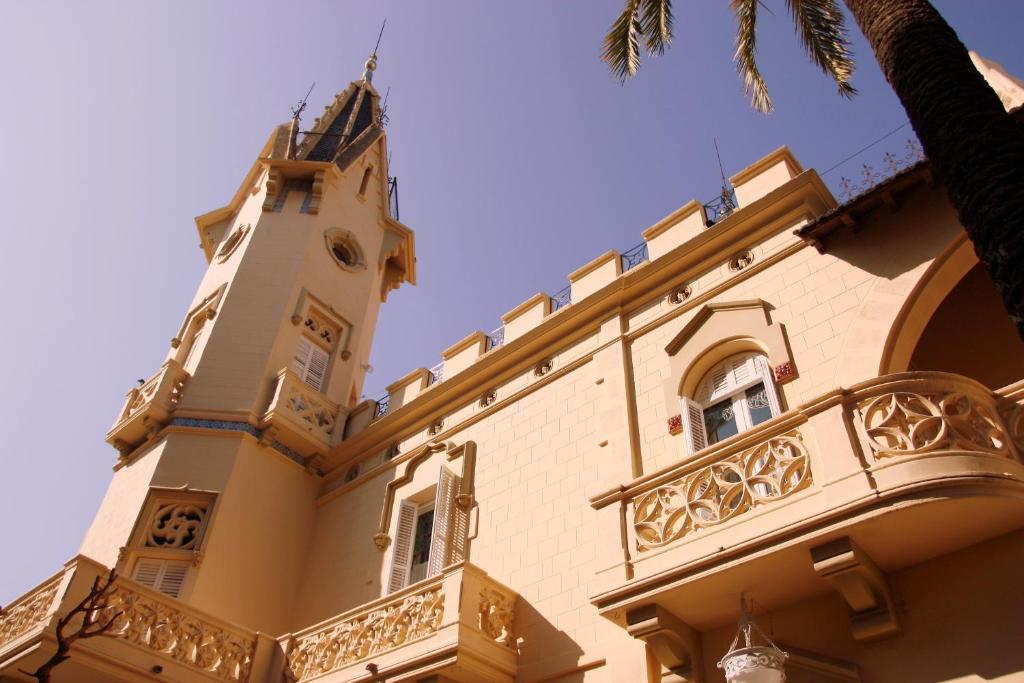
[0,555,266,683]
[281,562,518,683]
[592,371,1024,645]
[260,368,342,459]
[106,359,189,454]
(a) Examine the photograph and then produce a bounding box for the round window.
[215,223,250,263]
[324,228,365,272]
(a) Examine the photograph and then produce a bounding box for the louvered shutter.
[427,467,457,576]
[387,500,417,594]
[680,396,708,456]
[305,345,329,391]
[754,356,782,416]
[292,338,330,392]
[292,338,313,377]
[449,492,469,564]
[132,558,189,598]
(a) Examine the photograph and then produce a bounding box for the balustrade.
[261,368,341,458]
[283,562,518,683]
[106,359,190,452]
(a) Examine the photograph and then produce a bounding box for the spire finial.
[363,19,386,83]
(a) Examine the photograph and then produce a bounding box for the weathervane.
[291,82,316,122]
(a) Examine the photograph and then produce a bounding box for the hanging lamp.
[717,597,788,683]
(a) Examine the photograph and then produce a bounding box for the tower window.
[292,337,330,392]
[324,228,366,272]
[680,353,781,455]
[331,242,357,266]
[358,166,373,196]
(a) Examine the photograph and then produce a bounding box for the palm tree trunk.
[844,0,1024,337]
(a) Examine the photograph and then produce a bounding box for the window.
[131,558,190,598]
[387,467,468,594]
[293,337,330,392]
[123,491,214,600]
[681,353,781,455]
[323,228,365,272]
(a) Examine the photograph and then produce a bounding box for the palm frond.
[786,0,857,98]
[732,0,774,113]
[603,0,643,82]
[639,0,674,56]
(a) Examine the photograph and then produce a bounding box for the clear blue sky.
[2,1,1022,603]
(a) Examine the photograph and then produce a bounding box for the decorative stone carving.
[286,587,445,681]
[772,361,795,383]
[284,384,338,439]
[667,414,682,435]
[811,537,899,641]
[428,419,444,436]
[480,389,498,408]
[214,224,250,263]
[858,391,1009,458]
[534,359,553,377]
[478,588,517,652]
[999,401,1024,452]
[146,503,207,549]
[100,584,255,682]
[633,431,812,550]
[668,284,692,305]
[728,250,755,272]
[262,169,283,211]
[0,580,60,648]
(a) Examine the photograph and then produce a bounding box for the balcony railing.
[593,371,1024,639]
[703,187,738,227]
[282,562,518,683]
[106,359,190,453]
[620,241,650,272]
[260,368,341,457]
[0,556,259,683]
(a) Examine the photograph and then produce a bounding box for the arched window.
[680,353,781,455]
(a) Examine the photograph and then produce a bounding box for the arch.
[880,234,977,375]
[662,300,794,410]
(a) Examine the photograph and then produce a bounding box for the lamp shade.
[718,645,787,683]
[718,598,787,683]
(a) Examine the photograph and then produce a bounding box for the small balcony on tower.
[259,368,343,460]
[106,359,190,455]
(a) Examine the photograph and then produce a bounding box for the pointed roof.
[290,58,384,171]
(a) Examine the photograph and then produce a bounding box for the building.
[2,52,1024,683]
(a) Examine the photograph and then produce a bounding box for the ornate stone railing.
[99,580,256,681]
[0,556,259,682]
[106,358,190,453]
[853,373,1016,462]
[997,379,1024,453]
[283,563,518,683]
[0,571,63,654]
[634,430,812,550]
[260,368,341,458]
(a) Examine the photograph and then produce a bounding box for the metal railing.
[620,241,649,272]
[372,394,389,420]
[388,176,400,220]
[703,187,738,227]
[428,362,444,385]
[827,137,925,202]
[486,325,505,350]
[550,285,572,313]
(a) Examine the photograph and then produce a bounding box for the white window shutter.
[132,558,189,598]
[680,396,708,456]
[292,338,313,376]
[292,338,330,392]
[131,559,162,588]
[449,480,469,564]
[305,345,329,392]
[428,467,457,576]
[387,500,417,594]
[158,563,188,598]
[755,356,782,416]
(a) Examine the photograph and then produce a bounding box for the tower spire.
[363,19,386,83]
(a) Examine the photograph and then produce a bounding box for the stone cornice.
[321,170,835,478]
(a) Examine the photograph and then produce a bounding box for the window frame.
[681,353,781,456]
